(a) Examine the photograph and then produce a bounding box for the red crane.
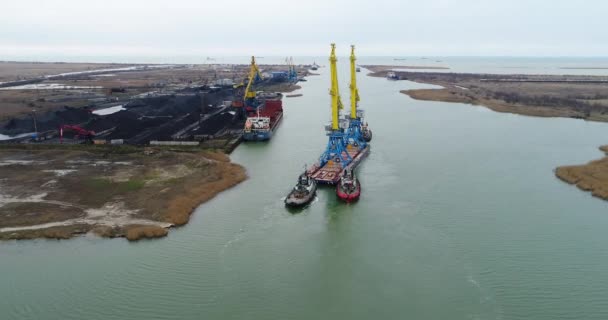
[59,125,95,143]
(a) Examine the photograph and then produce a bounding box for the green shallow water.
[2,61,608,320]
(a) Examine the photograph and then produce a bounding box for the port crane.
[345,45,372,145]
[243,56,263,106]
[319,43,352,168]
[286,56,298,83]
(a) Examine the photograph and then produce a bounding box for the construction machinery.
[307,44,370,185]
[59,124,95,144]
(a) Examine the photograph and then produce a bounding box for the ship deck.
[309,145,369,185]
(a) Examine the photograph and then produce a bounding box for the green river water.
[2,60,608,319]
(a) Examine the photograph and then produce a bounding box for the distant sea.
[3,55,608,75]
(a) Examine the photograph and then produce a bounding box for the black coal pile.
[1,87,242,145]
[192,111,243,136]
[1,106,92,135]
[127,94,202,117]
[127,112,201,144]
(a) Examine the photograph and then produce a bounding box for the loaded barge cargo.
[308,144,369,185]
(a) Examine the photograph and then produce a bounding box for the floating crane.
[307,44,370,185]
[345,45,372,144]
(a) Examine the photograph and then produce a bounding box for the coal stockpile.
[126,94,202,116]
[85,95,203,144]
[1,106,92,135]
[193,111,242,136]
[85,110,138,133]
[91,90,241,144]
[125,112,200,145]
[1,87,242,144]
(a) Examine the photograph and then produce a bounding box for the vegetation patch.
[0,147,246,241]
[556,146,608,201]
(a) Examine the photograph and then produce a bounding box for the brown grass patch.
[164,161,247,225]
[556,146,608,200]
[401,88,585,119]
[124,225,168,241]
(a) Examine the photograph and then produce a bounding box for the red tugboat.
[336,168,360,202]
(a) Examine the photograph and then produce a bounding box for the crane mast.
[349,45,360,120]
[329,43,343,130]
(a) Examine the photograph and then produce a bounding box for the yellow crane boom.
[244,56,262,101]
[349,45,360,119]
[329,43,343,130]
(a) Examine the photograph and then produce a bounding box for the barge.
[308,144,369,185]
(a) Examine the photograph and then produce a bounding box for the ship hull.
[242,99,283,141]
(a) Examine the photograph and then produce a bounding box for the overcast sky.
[1,0,607,58]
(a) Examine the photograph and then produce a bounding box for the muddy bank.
[0,145,246,241]
[366,66,608,122]
[0,61,137,83]
[556,146,608,201]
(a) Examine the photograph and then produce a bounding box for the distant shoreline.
[363,65,608,123]
[369,64,450,70]
[560,67,608,70]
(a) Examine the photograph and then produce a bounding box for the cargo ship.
[243,98,283,141]
[239,56,284,141]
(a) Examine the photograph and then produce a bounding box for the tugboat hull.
[285,193,315,207]
[336,179,361,202]
[285,177,317,207]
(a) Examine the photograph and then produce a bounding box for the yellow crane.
[329,43,344,130]
[349,45,360,120]
[244,56,263,101]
